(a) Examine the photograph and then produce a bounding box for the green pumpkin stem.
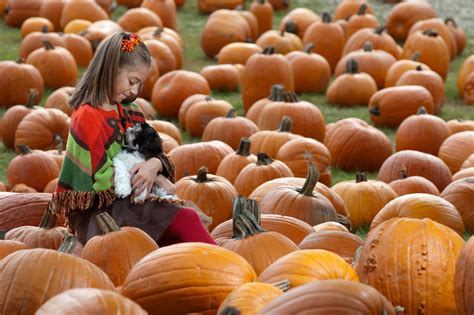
[298,161,320,196]
[96,212,120,233]
[374,25,386,35]
[357,3,367,15]
[26,89,38,108]
[39,207,58,229]
[256,152,273,166]
[363,41,373,52]
[355,172,368,183]
[0,230,5,240]
[276,116,293,132]
[236,138,251,156]
[271,279,291,292]
[347,58,359,74]
[268,84,285,101]
[195,166,210,183]
[231,196,262,238]
[58,233,79,254]
[284,21,297,34]
[263,46,275,55]
[417,106,427,115]
[226,108,236,118]
[322,12,332,23]
[16,144,33,155]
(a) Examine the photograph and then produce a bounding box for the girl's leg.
[159,208,217,246]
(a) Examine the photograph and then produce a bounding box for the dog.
[113,122,176,204]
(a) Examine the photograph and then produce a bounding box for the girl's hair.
[70,31,152,109]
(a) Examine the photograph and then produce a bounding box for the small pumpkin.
[216,42,263,65]
[384,51,430,87]
[388,167,440,196]
[343,25,400,59]
[278,8,320,39]
[117,7,163,33]
[445,17,466,56]
[249,0,273,37]
[184,96,233,138]
[346,4,379,38]
[200,64,241,91]
[216,138,258,184]
[44,86,75,116]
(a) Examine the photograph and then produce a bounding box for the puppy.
[113,122,176,203]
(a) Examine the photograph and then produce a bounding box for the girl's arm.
[129,157,163,198]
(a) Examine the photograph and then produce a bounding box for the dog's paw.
[115,183,132,198]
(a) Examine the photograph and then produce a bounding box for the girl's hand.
[154,175,176,195]
[130,158,162,198]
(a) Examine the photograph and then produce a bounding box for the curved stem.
[374,25,386,35]
[304,43,315,54]
[346,58,358,74]
[298,161,319,196]
[96,212,120,233]
[195,166,209,183]
[256,152,273,166]
[16,144,33,155]
[276,116,293,132]
[236,138,251,156]
[226,108,236,118]
[357,3,367,15]
[26,89,38,108]
[39,207,58,229]
[417,106,427,115]
[356,172,368,183]
[58,233,78,254]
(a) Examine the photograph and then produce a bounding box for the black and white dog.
[113,122,176,203]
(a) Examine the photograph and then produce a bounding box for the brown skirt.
[69,198,183,245]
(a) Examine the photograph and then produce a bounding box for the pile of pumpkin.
[1,0,474,314]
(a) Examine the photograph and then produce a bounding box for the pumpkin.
[203,110,258,150]
[197,0,244,13]
[63,18,92,34]
[454,168,474,181]
[82,20,123,48]
[7,145,60,192]
[217,281,285,315]
[216,138,257,184]
[200,9,251,58]
[0,192,54,231]
[395,106,451,155]
[465,72,474,105]
[117,0,142,8]
[139,60,160,100]
[388,168,440,196]
[313,221,349,233]
[151,70,210,117]
[276,137,332,185]
[267,0,289,10]
[178,93,209,129]
[59,0,109,30]
[299,230,364,264]
[185,97,233,138]
[117,7,163,33]
[61,33,93,67]
[249,0,273,37]
[327,58,377,106]
[455,237,474,315]
[81,213,158,287]
[259,279,395,314]
[346,4,379,38]
[439,131,474,174]
[0,235,115,314]
[302,12,345,73]
[278,8,320,39]
[14,108,69,152]
[385,1,437,41]
[121,243,256,314]
[44,86,75,116]
[396,66,446,114]
[176,167,238,231]
[332,173,398,230]
[286,44,331,94]
[169,140,233,180]
[343,25,400,60]
[334,0,374,20]
[257,249,359,288]
[3,0,43,27]
[245,84,284,124]
[408,18,457,60]
[235,9,258,41]
[370,193,464,235]
[0,59,44,108]
[147,119,181,144]
[356,218,464,314]
[445,17,466,56]
[241,47,294,112]
[324,117,392,172]
[200,64,240,91]
[216,42,262,65]
[256,29,302,55]
[9,183,37,193]
[335,41,396,89]
[20,17,55,38]
[369,85,435,127]
[38,0,66,31]
[441,177,474,233]
[43,178,59,193]
[447,119,474,134]
[144,38,177,74]
[25,40,77,89]
[0,240,30,260]
[141,0,177,31]
[139,27,183,68]
[462,154,474,169]
[215,197,298,275]
[384,51,430,87]
[35,288,147,315]
[402,29,450,81]
[4,206,64,249]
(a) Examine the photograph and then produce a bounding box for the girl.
[48,32,216,246]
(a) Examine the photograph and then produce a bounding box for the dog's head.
[125,122,164,160]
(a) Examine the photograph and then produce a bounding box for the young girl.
[48,32,216,246]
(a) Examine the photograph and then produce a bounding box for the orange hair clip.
[121,33,142,52]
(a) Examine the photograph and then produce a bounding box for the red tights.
[158,208,217,246]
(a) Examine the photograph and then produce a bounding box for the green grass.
[1,1,474,239]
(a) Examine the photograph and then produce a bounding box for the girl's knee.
[176,208,201,222]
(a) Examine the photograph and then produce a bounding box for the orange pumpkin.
[388,168,440,196]
[445,17,466,56]
[278,8,320,39]
[441,178,474,233]
[245,84,284,124]
[184,97,233,137]
[200,64,241,91]
[20,17,55,38]
[334,0,374,20]
[384,51,431,87]
[438,131,474,174]
[178,93,209,130]
[216,42,262,65]
[147,119,181,144]
[455,237,474,315]
[256,29,302,55]
[141,0,177,31]
[447,119,474,135]
[0,240,30,260]
[249,0,273,37]
[345,4,379,38]
[145,38,177,74]
[197,0,244,13]
[216,138,258,183]
[117,7,163,33]
[454,168,474,181]
[408,18,457,60]
[343,25,400,60]
[44,86,75,116]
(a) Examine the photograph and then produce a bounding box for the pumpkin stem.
[346,58,359,74]
[357,3,367,15]
[58,233,79,254]
[220,306,241,315]
[422,29,438,37]
[374,25,386,34]
[268,84,285,101]
[415,65,423,71]
[236,138,251,156]
[298,161,320,196]
[54,134,64,153]
[322,12,331,23]
[276,116,293,132]
[399,165,408,179]
[15,57,25,64]
[304,43,315,54]
[256,152,273,166]
[263,46,275,55]
[39,206,58,229]
[363,41,373,52]
[16,144,33,155]
[284,21,297,35]
[369,107,380,116]
[195,166,210,183]
[271,279,291,292]
[42,39,55,50]
[445,17,458,28]
[204,95,213,102]
[0,230,5,240]
[96,212,121,234]
[153,27,163,37]
[410,51,420,61]
[226,108,236,118]
[231,196,263,238]
[41,25,49,33]
[26,89,38,108]
[417,106,427,115]
[337,214,352,231]
[355,172,368,183]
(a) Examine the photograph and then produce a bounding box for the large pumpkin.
[0,240,30,260]
[408,18,457,60]
[384,51,430,87]
[121,243,256,314]
[438,131,474,174]
[216,137,258,184]
[356,218,464,314]
[455,237,474,315]
[441,177,474,233]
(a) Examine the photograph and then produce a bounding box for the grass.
[0,1,473,239]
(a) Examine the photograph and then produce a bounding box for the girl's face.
[112,64,150,103]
